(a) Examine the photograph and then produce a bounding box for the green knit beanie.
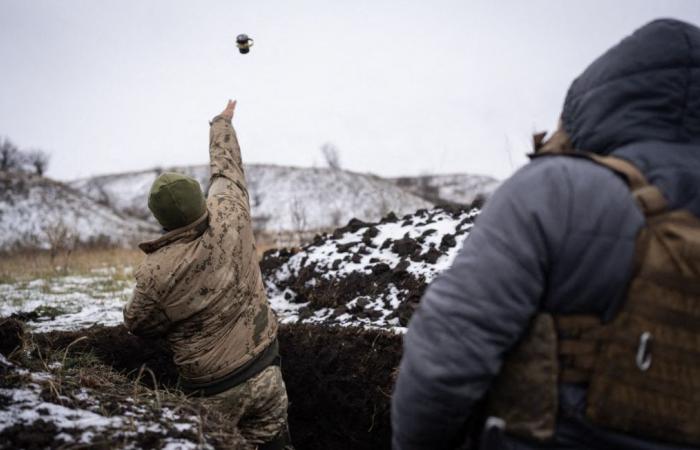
[148,172,206,231]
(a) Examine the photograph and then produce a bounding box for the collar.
[138,211,209,254]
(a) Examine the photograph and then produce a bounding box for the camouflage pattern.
[202,365,291,448]
[486,313,558,441]
[123,115,278,386]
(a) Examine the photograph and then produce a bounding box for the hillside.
[0,172,158,250]
[0,164,498,250]
[71,164,436,233]
[392,173,501,206]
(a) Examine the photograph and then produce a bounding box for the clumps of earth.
[0,319,402,450]
[0,320,242,450]
[262,206,479,329]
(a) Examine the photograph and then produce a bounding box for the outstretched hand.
[220,99,236,121]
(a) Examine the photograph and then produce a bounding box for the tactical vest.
[487,132,700,446]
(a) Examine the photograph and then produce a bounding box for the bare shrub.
[123,205,151,221]
[252,214,272,242]
[330,208,344,228]
[82,234,116,250]
[0,137,22,172]
[394,176,412,187]
[377,190,392,218]
[248,176,263,208]
[417,174,440,202]
[320,142,341,170]
[86,179,112,208]
[24,149,50,176]
[43,219,79,271]
[289,197,308,244]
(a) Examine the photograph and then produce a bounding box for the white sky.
[1,0,699,181]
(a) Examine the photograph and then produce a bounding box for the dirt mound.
[1,419,60,450]
[263,205,479,328]
[280,324,401,450]
[25,322,402,450]
[35,324,177,387]
[0,318,23,356]
[0,322,242,449]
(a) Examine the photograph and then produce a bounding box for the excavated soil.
[24,321,403,450]
[0,319,23,357]
[262,206,478,328]
[0,317,240,450]
[1,419,61,450]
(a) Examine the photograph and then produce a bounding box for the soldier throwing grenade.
[124,100,293,450]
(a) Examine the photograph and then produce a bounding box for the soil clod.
[0,318,24,356]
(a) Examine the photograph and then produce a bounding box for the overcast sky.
[1,1,699,181]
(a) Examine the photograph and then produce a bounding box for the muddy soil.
[34,323,178,387]
[1,419,61,450]
[0,318,23,356]
[1,317,241,450]
[28,321,403,450]
[280,324,401,450]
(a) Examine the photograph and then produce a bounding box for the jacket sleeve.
[208,115,249,208]
[391,159,572,450]
[123,288,171,338]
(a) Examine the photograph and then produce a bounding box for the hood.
[561,18,700,154]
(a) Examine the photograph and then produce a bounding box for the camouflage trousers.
[203,365,292,450]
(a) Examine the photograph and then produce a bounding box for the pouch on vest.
[487,140,700,446]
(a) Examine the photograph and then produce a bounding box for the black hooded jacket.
[392,19,700,450]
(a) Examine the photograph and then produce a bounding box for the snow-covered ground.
[0,269,133,333]
[0,353,225,449]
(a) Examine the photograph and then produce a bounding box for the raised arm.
[208,100,248,203]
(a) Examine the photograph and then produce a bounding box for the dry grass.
[0,247,145,282]
[255,240,281,258]
[0,236,288,284]
[1,330,243,450]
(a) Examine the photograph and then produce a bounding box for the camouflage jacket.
[124,115,278,386]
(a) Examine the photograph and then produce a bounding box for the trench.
[29,322,402,450]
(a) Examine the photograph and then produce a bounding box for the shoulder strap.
[531,135,668,216]
[584,153,668,216]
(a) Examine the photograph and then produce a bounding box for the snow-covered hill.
[0,173,158,250]
[0,163,498,250]
[392,173,501,206]
[71,164,435,233]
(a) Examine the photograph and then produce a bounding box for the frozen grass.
[0,335,242,449]
[0,268,134,332]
